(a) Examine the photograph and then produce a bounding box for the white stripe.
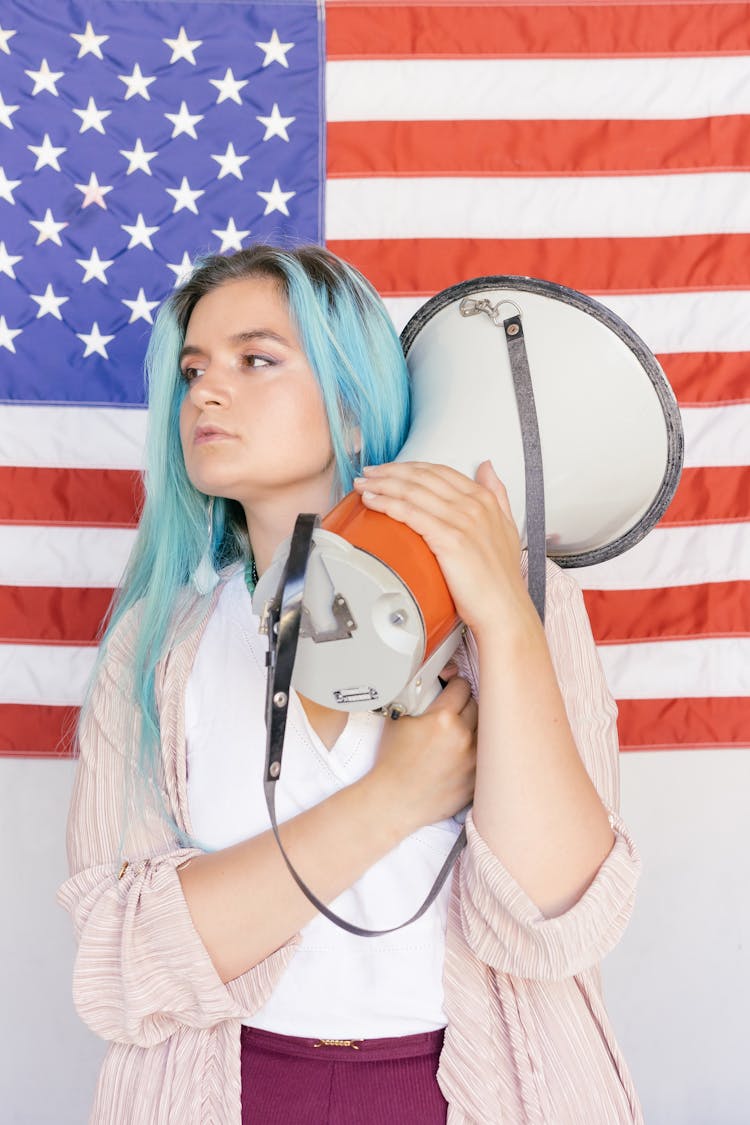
[598,637,750,700]
[682,405,750,468]
[0,404,146,469]
[327,57,750,122]
[0,644,97,706]
[570,524,750,591]
[0,526,136,587]
[384,292,750,355]
[326,173,750,240]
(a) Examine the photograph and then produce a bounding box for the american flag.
[1,0,748,756]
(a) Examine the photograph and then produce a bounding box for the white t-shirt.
[185,570,462,1038]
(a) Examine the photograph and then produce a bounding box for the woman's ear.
[346,425,362,457]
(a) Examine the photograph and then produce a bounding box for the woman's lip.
[194,428,237,444]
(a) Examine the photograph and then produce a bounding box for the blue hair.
[82,246,411,852]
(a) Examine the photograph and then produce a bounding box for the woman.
[58,245,643,1123]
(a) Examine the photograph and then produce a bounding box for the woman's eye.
[242,353,273,369]
[181,366,203,383]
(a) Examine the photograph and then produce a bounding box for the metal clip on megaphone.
[253,276,684,937]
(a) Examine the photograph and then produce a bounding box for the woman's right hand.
[368,677,478,833]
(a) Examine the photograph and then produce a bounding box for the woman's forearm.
[177,773,407,985]
[471,611,615,918]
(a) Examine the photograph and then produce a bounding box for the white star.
[165,177,204,215]
[25,58,64,96]
[209,68,248,105]
[0,92,19,129]
[121,213,159,250]
[164,101,204,140]
[0,24,17,55]
[257,178,295,217]
[120,137,157,176]
[211,217,250,253]
[122,287,159,324]
[75,172,113,209]
[77,322,114,359]
[255,29,294,68]
[118,62,156,101]
[70,21,109,60]
[29,208,67,246]
[0,166,21,204]
[257,103,295,142]
[163,26,202,65]
[0,314,22,353]
[166,252,194,287]
[211,142,249,181]
[30,282,69,320]
[0,241,22,278]
[73,96,111,134]
[75,246,114,284]
[28,134,67,172]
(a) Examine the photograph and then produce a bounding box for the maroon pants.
[240,1026,448,1124]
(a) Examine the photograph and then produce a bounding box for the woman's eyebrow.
[179,329,290,364]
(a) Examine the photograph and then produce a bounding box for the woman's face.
[178,275,336,511]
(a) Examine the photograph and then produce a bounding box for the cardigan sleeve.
[454,559,642,981]
[56,611,296,1047]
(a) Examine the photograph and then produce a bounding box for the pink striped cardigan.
[57,559,644,1123]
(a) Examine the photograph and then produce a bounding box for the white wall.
[2,749,748,1123]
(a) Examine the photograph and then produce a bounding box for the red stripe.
[0,587,114,645]
[583,582,750,645]
[617,697,750,751]
[327,235,750,299]
[0,705,79,757]
[660,468,750,527]
[656,353,749,406]
[328,117,750,178]
[327,3,750,59]
[4,696,747,758]
[0,467,142,527]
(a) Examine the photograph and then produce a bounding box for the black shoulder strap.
[262,514,466,938]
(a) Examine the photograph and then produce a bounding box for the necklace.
[244,555,259,594]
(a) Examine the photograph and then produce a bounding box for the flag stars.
[73,96,111,134]
[0,166,21,204]
[0,241,22,279]
[255,29,294,68]
[166,177,204,214]
[118,63,156,101]
[0,24,17,55]
[25,59,64,97]
[77,322,114,359]
[122,288,159,324]
[257,179,295,217]
[211,142,249,181]
[165,101,204,140]
[30,283,69,320]
[75,247,114,284]
[209,68,248,105]
[0,315,22,353]
[122,213,159,250]
[70,21,109,60]
[166,252,194,287]
[257,104,295,142]
[28,134,67,172]
[0,92,19,129]
[211,217,250,253]
[29,208,67,246]
[163,26,202,65]
[75,172,113,209]
[120,138,157,176]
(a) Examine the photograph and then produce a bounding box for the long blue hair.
[84,246,411,851]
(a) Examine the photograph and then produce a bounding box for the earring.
[193,496,219,595]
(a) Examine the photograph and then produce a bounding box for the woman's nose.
[190,363,231,406]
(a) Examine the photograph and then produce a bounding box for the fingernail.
[353,476,365,485]
[362,490,377,502]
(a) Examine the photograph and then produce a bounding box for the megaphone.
[253,275,684,719]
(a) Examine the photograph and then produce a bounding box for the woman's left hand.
[352,460,535,640]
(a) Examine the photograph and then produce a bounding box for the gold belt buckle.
[313,1039,361,1050]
